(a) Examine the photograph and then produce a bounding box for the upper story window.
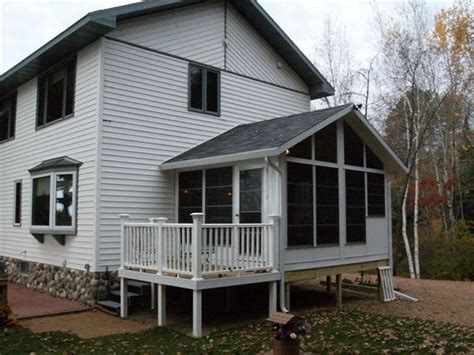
[0,93,17,143]
[37,58,76,128]
[188,64,220,116]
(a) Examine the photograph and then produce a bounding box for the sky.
[0,0,451,75]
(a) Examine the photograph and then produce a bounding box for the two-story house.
[0,0,406,336]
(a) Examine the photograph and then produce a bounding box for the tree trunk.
[401,185,416,279]
[413,147,421,279]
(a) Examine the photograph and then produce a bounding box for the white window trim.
[30,170,78,235]
[13,180,22,227]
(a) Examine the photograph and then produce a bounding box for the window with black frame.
[205,167,233,223]
[316,167,339,244]
[346,170,366,243]
[287,162,313,246]
[14,181,22,225]
[189,64,220,115]
[314,122,337,163]
[178,171,203,223]
[0,93,16,142]
[37,58,76,128]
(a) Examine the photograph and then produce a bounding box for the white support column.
[269,281,277,316]
[191,213,204,280]
[157,284,166,326]
[268,215,280,270]
[192,289,202,338]
[120,277,128,318]
[119,214,130,270]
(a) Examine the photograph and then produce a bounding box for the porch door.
[235,168,263,224]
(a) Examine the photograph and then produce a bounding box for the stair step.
[127,280,150,288]
[97,300,121,314]
[109,290,141,298]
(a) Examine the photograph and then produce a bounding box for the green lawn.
[1,309,473,354]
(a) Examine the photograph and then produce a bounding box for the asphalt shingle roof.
[164,104,352,164]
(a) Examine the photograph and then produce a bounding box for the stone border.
[2,257,118,305]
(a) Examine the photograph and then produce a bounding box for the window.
[189,64,220,115]
[0,93,16,142]
[344,122,364,166]
[14,181,22,226]
[32,176,51,226]
[314,122,337,163]
[178,170,203,223]
[205,167,233,223]
[37,58,76,128]
[31,172,77,234]
[366,146,384,170]
[287,162,313,246]
[240,169,262,223]
[316,167,339,244]
[287,137,312,159]
[367,173,385,216]
[346,170,366,243]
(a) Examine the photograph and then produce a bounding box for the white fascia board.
[160,148,278,170]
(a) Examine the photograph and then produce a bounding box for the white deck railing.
[119,213,279,278]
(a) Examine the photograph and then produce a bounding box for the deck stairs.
[97,280,151,315]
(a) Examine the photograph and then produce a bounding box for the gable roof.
[161,104,408,173]
[0,0,334,99]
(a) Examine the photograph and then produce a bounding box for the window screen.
[345,170,366,243]
[367,173,385,216]
[344,123,364,166]
[366,146,384,170]
[287,137,312,159]
[316,167,339,244]
[205,167,233,223]
[314,122,337,163]
[239,169,262,223]
[178,171,203,223]
[287,162,313,246]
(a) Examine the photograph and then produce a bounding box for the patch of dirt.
[20,309,153,339]
[292,275,474,328]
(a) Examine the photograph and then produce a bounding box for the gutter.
[265,157,289,313]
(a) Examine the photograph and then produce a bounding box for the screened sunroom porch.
[118,104,407,337]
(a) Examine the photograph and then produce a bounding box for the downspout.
[265,157,289,313]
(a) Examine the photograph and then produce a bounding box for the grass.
[1,309,473,354]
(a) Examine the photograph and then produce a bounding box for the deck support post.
[120,277,128,318]
[192,289,202,338]
[336,274,342,309]
[326,276,331,294]
[151,283,156,310]
[157,284,166,326]
[285,282,291,311]
[269,281,277,316]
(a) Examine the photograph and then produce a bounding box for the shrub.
[421,220,474,281]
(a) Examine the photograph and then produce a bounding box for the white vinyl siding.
[99,38,310,269]
[225,4,309,93]
[108,1,225,68]
[0,41,101,270]
[108,1,309,94]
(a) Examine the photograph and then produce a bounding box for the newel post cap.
[268,214,280,222]
[191,212,204,221]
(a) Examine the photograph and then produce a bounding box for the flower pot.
[272,338,300,355]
